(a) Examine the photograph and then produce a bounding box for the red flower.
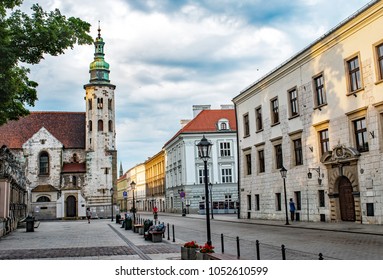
[199,243,215,253]
[183,241,199,248]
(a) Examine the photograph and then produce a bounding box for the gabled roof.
[0,112,85,149]
[164,109,236,147]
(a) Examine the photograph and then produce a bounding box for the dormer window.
[217,118,230,131]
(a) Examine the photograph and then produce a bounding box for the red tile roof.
[62,162,86,173]
[164,109,236,147]
[0,112,85,149]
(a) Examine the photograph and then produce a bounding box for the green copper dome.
[88,24,111,84]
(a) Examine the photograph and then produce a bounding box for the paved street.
[0,212,382,260]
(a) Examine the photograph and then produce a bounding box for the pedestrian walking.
[289,198,296,221]
[86,207,92,223]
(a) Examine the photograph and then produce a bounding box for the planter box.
[181,247,197,260]
[196,252,209,260]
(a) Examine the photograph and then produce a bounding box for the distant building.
[0,27,117,220]
[145,150,166,212]
[233,0,383,224]
[163,105,238,214]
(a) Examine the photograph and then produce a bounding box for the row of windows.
[247,190,326,211]
[88,120,113,132]
[244,116,369,175]
[88,98,113,110]
[243,42,383,136]
[197,167,234,184]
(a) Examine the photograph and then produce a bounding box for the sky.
[19,0,373,173]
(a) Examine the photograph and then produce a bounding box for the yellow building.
[145,151,165,212]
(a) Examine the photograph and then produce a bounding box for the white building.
[233,0,383,224]
[164,105,239,214]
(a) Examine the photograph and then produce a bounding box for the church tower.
[83,25,117,216]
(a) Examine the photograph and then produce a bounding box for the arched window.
[89,120,92,131]
[39,152,49,175]
[220,122,227,130]
[72,176,77,187]
[108,120,113,132]
[88,99,92,110]
[37,196,50,202]
[98,120,103,131]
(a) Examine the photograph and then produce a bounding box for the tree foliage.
[0,0,93,125]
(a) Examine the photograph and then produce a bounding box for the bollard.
[172,224,175,242]
[162,222,165,238]
[221,234,224,253]
[319,253,324,260]
[256,240,261,260]
[167,223,170,240]
[281,244,286,260]
[236,236,240,259]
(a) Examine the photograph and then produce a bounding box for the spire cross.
[98,20,101,38]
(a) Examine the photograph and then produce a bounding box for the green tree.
[0,1,93,125]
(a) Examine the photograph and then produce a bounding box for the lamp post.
[130,181,136,224]
[197,135,213,246]
[110,187,114,222]
[280,166,289,225]
[178,188,186,216]
[209,182,214,219]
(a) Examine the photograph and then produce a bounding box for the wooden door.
[66,195,77,217]
[339,177,355,221]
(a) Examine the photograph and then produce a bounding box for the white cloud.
[20,0,372,171]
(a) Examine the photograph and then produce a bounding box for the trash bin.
[116,214,121,224]
[125,217,132,230]
[182,208,186,216]
[26,216,35,232]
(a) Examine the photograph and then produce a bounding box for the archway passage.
[338,177,355,221]
[66,195,77,217]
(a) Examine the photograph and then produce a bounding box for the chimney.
[220,104,234,110]
[192,105,211,118]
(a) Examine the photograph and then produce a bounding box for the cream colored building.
[233,1,383,224]
[125,163,146,212]
[145,150,166,212]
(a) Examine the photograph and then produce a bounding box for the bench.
[145,224,166,243]
[133,224,144,234]
[149,230,164,243]
[208,253,240,260]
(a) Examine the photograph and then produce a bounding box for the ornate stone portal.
[0,145,28,235]
[321,144,361,222]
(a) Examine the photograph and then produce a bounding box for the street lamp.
[178,188,186,216]
[130,181,136,224]
[209,183,214,219]
[110,187,114,222]
[197,135,213,245]
[308,167,322,185]
[280,166,289,225]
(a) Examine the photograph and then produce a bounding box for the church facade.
[0,28,117,220]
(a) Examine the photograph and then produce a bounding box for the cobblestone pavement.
[0,219,180,260]
[0,213,382,260]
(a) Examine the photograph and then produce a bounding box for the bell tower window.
[98,120,104,132]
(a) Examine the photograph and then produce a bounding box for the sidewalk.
[173,212,383,236]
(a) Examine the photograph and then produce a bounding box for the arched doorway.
[338,177,355,221]
[66,195,77,217]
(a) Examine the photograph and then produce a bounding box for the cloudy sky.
[20,0,372,172]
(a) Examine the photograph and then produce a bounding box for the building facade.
[233,0,383,224]
[145,150,166,212]
[164,105,239,214]
[0,28,117,220]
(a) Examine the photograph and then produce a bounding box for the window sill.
[346,87,364,96]
[288,114,300,120]
[271,122,280,127]
[375,79,383,85]
[314,103,328,111]
[255,129,264,134]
